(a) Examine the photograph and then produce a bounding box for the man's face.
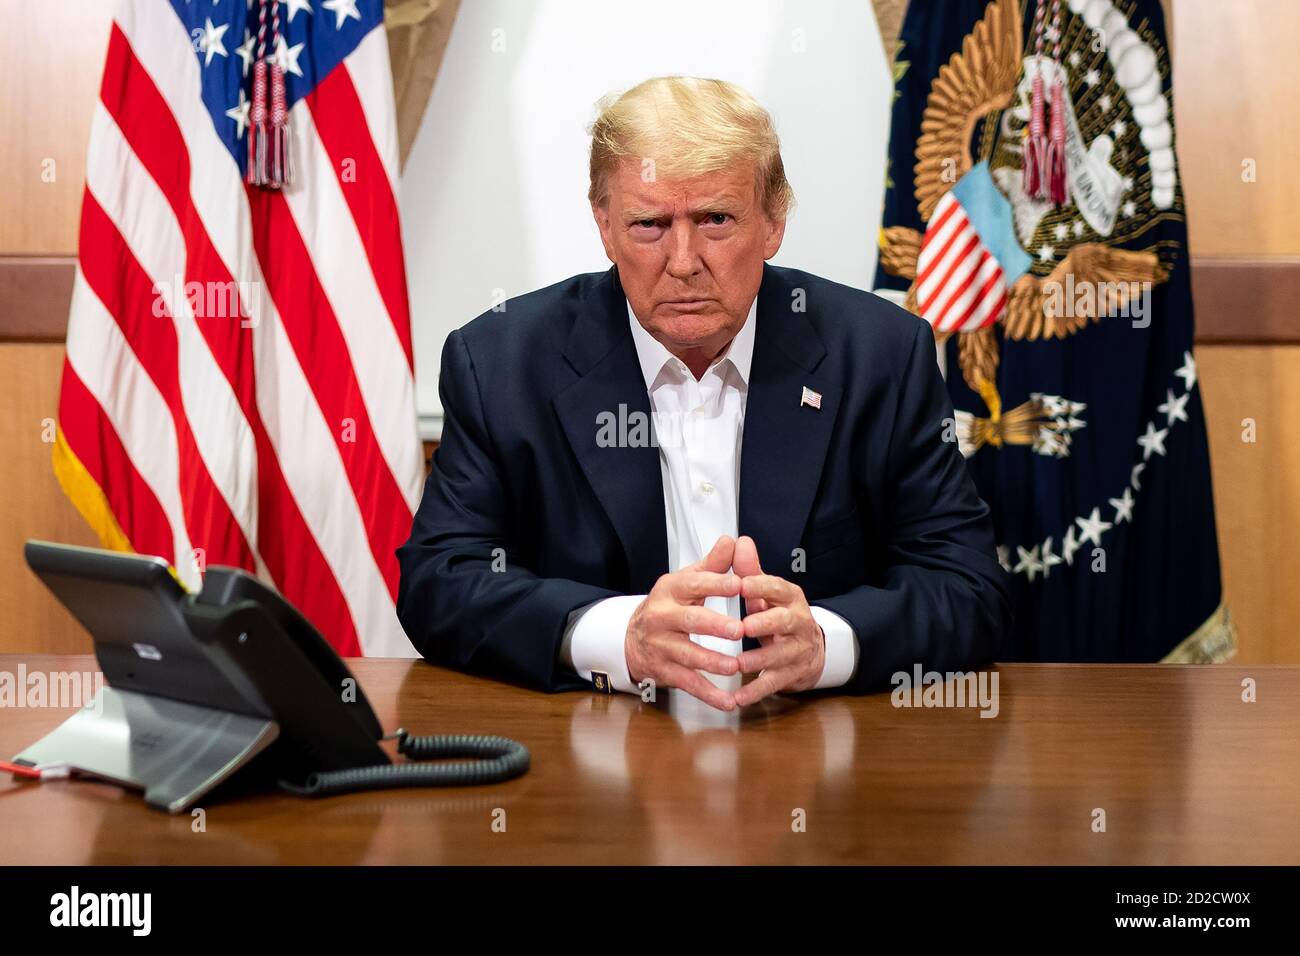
[593,160,786,370]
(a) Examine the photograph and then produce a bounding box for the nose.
[664,218,703,280]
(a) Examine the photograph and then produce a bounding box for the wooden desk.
[1,655,1297,864]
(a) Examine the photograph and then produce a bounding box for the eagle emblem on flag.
[880,0,1174,455]
[874,0,1233,663]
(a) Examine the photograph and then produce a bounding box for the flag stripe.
[63,0,420,657]
[917,218,974,305]
[58,360,176,565]
[341,24,402,192]
[933,251,999,331]
[77,189,255,571]
[101,13,370,655]
[98,28,262,542]
[916,190,1010,333]
[306,61,414,369]
[127,1,413,656]
[920,230,981,318]
[64,273,195,581]
[915,195,960,274]
[961,271,1009,332]
[245,184,410,600]
[282,97,422,508]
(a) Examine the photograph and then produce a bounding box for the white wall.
[401,0,894,435]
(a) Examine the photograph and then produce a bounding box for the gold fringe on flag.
[52,426,190,589]
[50,425,133,555]
[1161,603,1238,664]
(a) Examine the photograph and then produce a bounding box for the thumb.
[695,535,735,574]
[732,535,763,578]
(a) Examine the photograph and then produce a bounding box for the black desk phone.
[12,541,528,813]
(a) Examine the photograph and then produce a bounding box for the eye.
[703,212,733,227]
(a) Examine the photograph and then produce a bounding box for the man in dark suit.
[397,76,1009,710]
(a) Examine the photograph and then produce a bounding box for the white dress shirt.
[558,297,859,697]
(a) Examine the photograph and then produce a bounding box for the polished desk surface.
[1,654,1298,865]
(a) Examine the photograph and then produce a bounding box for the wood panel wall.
[1,0,1297,660]
[0,344,101,653]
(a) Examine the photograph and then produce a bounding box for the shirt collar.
[626,296,757,390]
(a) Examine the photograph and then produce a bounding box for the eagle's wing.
[1003,245,1171,340]
[879,225,922,280]
[914,0,1023,221]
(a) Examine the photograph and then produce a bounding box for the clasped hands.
[624,535,825,711]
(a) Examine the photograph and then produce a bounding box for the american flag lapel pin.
[800,386,822,410]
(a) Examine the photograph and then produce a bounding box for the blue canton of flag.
[170,0,383,176]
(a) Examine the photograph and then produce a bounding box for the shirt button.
[700,480,715,496]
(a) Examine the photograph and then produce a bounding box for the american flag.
[915,190,1012,334]
[53,0,423,656]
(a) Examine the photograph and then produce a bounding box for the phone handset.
[183,582,530,795]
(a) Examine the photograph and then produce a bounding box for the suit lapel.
[553,267,669,593]
[738,265,841,570]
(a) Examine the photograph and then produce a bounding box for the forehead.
[607,158,760,211]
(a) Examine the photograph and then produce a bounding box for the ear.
[591,201,617,263]
[762,214,787,261]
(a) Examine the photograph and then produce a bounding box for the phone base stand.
[12,685,279,814]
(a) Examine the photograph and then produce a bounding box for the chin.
[653,308,729,346]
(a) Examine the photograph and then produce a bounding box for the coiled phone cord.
[278,730,530,797]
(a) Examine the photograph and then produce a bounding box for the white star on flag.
[1109,487,1136,524]
[323,0,362,29]
[1041,537,1064,576]
[198,18,229,67]
[235,28,256,77]
[1076,508,1113,548]
[1014,544,1044,582]
[225,89,250,138]
[1061,525,1081,565]
[1175,351,1198,391]
[272,35,306,77]
[285,0,314,23]
[1157,388,1190,426]
[1137,421,1169,460]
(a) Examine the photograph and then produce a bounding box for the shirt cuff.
[559,595,645,695]
[810,605,859,690]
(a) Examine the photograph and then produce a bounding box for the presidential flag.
[54,0,423,656]
[874,0,1233,662]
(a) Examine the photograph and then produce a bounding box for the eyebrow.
[621,194,746,222]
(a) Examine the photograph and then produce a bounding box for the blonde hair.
[587,76,794,221]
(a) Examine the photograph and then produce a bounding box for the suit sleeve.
[396,329,619,691]
[816,323,1012,693]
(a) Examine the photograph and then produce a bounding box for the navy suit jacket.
[397,264,1010,693]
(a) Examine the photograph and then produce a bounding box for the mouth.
[660,298,715,313]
